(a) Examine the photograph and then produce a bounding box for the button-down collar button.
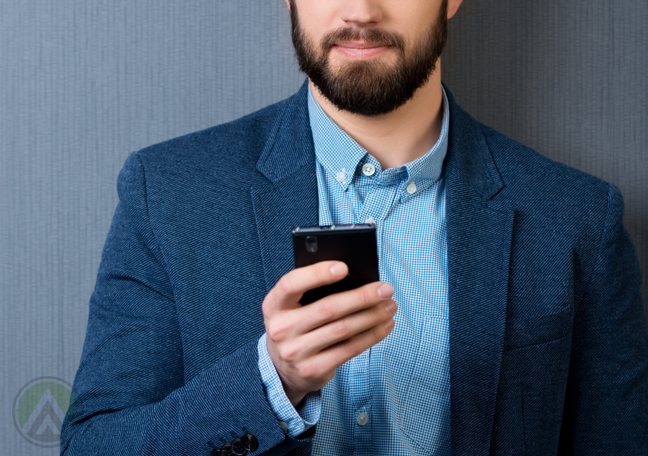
[278,421,288,433]
[365,217,376,225]
[407,182,417,194]
[231,438,248,455]
[336,171,346,182]
[362,163,376,176]
[357,412,369,426]
[241,434,259,452]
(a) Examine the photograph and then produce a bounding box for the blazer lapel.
[444,88,514,455]
[251,83,319,293]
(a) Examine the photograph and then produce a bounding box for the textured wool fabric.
[61,83,648,455]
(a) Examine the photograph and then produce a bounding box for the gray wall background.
[1,0,645,453]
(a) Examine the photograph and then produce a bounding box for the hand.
[262,260,397,406]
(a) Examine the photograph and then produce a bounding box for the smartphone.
[292,224,380,305]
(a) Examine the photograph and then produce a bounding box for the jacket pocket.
[504,305,573,350]
[505,306,574,454]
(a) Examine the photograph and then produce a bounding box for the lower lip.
[332,45,391,60]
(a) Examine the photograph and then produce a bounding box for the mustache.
[321,27,405,51]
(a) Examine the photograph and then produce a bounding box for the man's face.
[290,0,448,116]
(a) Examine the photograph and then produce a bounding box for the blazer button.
[220,442,233,456]
[210,449,223,456]
[231,438,248,455]
[241,434,259,452]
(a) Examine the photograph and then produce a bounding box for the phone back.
[292,224,379,305]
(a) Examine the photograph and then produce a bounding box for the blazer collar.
[256,81,315,183]
[442,82,505,200]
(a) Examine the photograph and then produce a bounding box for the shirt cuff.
[257,333,322,437]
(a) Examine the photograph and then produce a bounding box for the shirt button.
[357,412,369,426]
[365,217,376,225]
[278,421,288,433]
[336,171,346,183]
[407,182,417,194]
[362,163,376,176]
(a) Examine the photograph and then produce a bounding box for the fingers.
[292,280,394,333]
[298,298,398,357]
[301,316,396,381]
[263,261,349,314]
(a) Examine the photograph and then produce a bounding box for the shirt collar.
[307,84,450,191]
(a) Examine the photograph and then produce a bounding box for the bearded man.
[61,1,648,455]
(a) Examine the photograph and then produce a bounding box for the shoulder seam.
[576,182,615,312]
[132,152,174,294]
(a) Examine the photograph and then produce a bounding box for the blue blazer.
[61,83,648,455]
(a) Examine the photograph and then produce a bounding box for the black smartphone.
[292,224,380,305]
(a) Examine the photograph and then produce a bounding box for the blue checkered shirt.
[257,85,450,456]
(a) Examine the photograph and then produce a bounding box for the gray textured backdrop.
[1,1,646,454]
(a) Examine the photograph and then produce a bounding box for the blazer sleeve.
[558,183,648,454]
[60,152,313,456]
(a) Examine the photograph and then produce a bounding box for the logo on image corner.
[12,377,78,447]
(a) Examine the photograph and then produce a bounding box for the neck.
[309,60,444,170]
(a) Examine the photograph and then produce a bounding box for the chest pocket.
[504,305,573,350]
[398,316,451,456]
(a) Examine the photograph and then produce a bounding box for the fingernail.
[377,283,393,298]
[385,300,397,313]
[384,318,395,329]
[331,263,346,276]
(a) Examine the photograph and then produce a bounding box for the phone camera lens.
[305,236,318,253]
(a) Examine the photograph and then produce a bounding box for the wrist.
[284,385,307,408]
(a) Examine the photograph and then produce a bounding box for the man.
[61,0,648,455]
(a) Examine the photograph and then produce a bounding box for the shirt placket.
[350,175,401,456]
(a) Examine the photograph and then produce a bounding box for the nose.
[339,0,383,27]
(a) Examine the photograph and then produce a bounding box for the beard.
[290,0,448,116]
